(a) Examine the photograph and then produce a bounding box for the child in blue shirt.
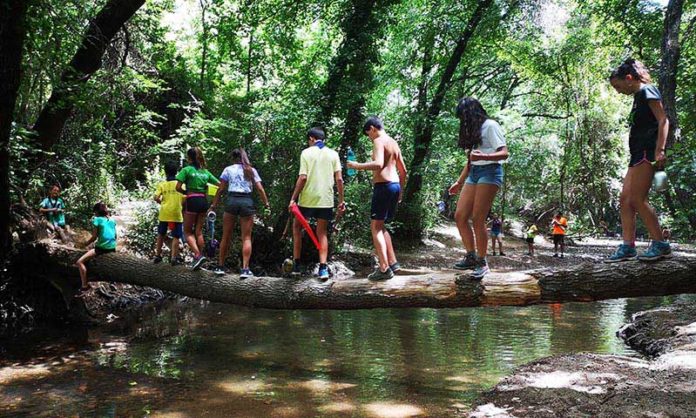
[75,202,117,297]
[39,184,72,242]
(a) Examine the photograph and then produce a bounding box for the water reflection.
[2,295,693,417]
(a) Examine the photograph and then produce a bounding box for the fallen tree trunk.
[18,241,696,310]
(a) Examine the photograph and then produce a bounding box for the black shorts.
[299,206,333,221]
[157,221,183,239]
[224,193,255,217]
[526,237,534,244]
[184,195,209,214]
[95,247,116,256]
[629,149,655,167]
[371,182,400,222]
[553,234,565,245]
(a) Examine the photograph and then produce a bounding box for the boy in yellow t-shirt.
[154,161,185,265]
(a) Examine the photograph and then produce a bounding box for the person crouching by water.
[449,97,509,279]
[176,147,220,270]
[209,148,270,278]
[153,160,185,265]
[347,117,408,281]
[74,202,117,298]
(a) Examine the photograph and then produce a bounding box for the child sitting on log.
[39,184,73,243]
[74,202,117,298]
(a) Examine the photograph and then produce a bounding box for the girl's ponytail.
[187,147,206,169]
[232,148,255,181]
[610,58,652,83]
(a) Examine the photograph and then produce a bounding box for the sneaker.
[605,244,637,263]
[492,252,497,256]
[637,241,672,261]
[213,265,226,276]
[499,252,506,256]
[553,253,559,258]
[171,257,182,266]
[471,261,490,280]
[240,268,254,279]
[454,252,477,270]
[317,266,330,281]
[368,268,394,281]
[192,255,206,271]
[389,262,401,273]
[560,254,564,258]
[291,262,302,277]
[153,255,163,264]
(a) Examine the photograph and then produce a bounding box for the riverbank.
[470,300,696,418]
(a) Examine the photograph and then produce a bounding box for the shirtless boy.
[347,117,408,280]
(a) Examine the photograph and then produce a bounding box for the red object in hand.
[290,204,321,251]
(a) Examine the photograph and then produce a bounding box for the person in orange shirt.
[551,212,567,258]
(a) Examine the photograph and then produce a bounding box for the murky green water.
[1,296,690,417]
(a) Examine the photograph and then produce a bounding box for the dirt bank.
[469,301,696,418]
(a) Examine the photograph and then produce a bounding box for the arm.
[289,175,307,208]
[85,227,98,247]
[448,152,471,195]
[470,146,509,161]
[348,142,384,171]
[175,181,185,194]
[648,100,669,166]
[335,171,345,212]
[396,151,408,202]
[254,182,270,208]
[210,179,228,210]
[154,186,162,204]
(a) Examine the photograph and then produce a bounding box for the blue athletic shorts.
[466,164,503,188]
[157,221,183,239]
[371,182,400,222]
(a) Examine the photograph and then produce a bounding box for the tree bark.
[0,0,29,261]
[32,0,146,150]
[659,0,683,148]
[23,242,696,310]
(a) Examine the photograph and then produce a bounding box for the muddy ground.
[469,301,696,418]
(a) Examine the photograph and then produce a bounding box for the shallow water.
[1,295,690,417]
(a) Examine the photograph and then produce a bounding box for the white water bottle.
[652,170,668,192]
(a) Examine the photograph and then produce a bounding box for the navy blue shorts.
[184,195,209,214]
[299,206,334,221]
[157,221,183,239]
[371,182,400,222]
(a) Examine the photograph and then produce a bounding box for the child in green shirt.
[39,184,72,242]
[75,202,117,298]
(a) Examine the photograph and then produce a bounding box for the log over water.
[20,242,696,310]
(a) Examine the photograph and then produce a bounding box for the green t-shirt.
[175,165,219,194]
[93,216,117,250]
[40,197,66,226]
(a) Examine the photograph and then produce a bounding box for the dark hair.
[93,202,109,217]
[609,58,652,83]
[363,116,383,134]
[164,160,179,178]
[231,148,255,182]
[186,147,206,169]
[307,127,325,141]
[50,184,61,191]
[556,211,563,217]
[456,97,489,150]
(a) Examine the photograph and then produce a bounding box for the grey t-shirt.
[220,164,261,193]
[471,119,507,166]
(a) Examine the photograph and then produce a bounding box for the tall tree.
[32,0,146,150]
[659,0,684,147]
[0,0,29,260]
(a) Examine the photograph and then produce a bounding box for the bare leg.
[219,212,236,266]
[384,229,397,265]
[184,212,200,257]
[498,237,504,254]
[75,249,96,288]
[471,185,499,258]
[371,220,389,272]
[455,184,476,252]
[171,236,180,260]
[155,234,164,256]
[629,163,663,240]
[195,213,206,254]
[316,219,329,264]
[292,218,303,260]
[239,216,254,269]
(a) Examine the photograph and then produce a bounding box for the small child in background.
[39,184,72,242]
[154,160,185,265]
[74,202,117,297]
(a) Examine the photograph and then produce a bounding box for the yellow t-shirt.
[155,180,184,222]
[298,146,341,208]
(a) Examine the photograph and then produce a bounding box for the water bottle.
[346,147,357,177]
[652,170,668,192]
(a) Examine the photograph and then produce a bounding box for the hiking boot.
[605,244,637,263]
[471,260,490,280]
[153,255,163,264]
[317,265,330,281]
[192,255,206,271]
[454,252,477,270]
[368,268,394,281]
[638,241,672,261]
[389,262,401,273]
[213,265,226,276]
[240,268,254,279]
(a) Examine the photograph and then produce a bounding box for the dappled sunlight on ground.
[363,401,426,417]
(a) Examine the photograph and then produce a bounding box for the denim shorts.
[224,193,255,217]
[466,164,504,187]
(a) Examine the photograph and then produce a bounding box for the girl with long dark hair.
[448,98,509,279]
[176,147,220,270]
[209,148,270,277]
